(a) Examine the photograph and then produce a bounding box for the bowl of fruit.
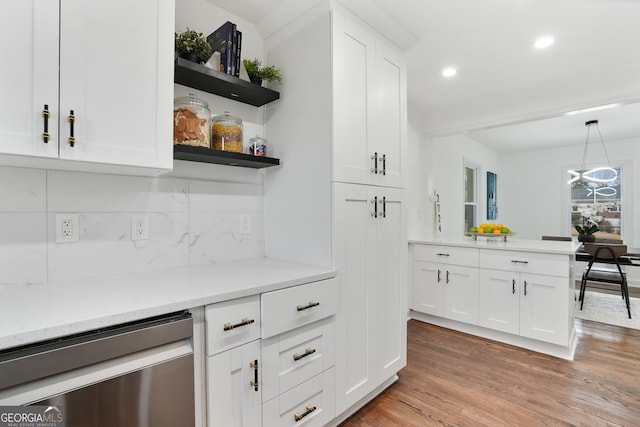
[467,223,515,241]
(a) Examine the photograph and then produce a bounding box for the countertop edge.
[409,238,581,255]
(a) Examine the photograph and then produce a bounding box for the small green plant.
[575,223,599,235]
[175,28,212,63]
[243,58,283,84]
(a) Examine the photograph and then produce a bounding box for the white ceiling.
[204,0,640,152]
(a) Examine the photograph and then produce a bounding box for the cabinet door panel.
[519,273,569,346]
[207,340,261,427]
[372,40,406,188]
[411,261,443,316]
[479,269,519,335]
[59,0,172,168]
[443,265,479,325]
[375,188,406,378]
[0,0,58,158]
[332,10,374,185]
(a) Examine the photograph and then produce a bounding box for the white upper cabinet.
[332,9,407,189]
[0,0,174,173]
[0,1,59,159]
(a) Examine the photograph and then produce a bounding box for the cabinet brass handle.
[67,110,76,147]
[371,152,378,174]
[436,253,450,257]
[510,260,528,264]
[512,279,516,294]
[297,301,320,311]
[42,105,50,143]
[446,270,450,284]
[250,359,259,391]
[437,269,441,283]
[223,317,255,331]
[381,196,386,218]
[381,154,386,175]
[293,348,316,361]
[371,197,378,218]
[524,280,528,296]
[294,406,317,422]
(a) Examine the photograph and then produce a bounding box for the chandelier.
[567,120,617,184]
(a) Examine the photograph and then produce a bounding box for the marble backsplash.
[0,166,265,286]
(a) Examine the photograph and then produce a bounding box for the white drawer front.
[262,368,335,427]
[261,318,335,403]
[412,244,479,266]
[206,295,261,356]
[261,278,338,339]
[479,250,570,277]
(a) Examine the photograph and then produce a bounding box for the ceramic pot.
[577,234,596,243]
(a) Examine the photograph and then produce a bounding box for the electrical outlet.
[55,214,79,243]
[239,214,251,235]
[131,215,149,241]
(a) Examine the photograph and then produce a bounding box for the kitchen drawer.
[262,367,335,427]
[261,318,335,403]
[412,244,479,267]
[479,250,570,277]
[261,278,337,339]
[206,295,261,356]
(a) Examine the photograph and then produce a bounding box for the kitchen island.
[409,238,580,359]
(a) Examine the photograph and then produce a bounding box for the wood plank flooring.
[340,319,640,426]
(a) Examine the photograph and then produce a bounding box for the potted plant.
[175,28,212,64]
[575,219,599,243]
[242,58,283,86]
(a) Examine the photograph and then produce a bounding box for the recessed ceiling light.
[442,68,457,77]
[534,36,554,49]
[564,103,622,116]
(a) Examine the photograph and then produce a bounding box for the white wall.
[0,165,265,286]
[410,131,501,240]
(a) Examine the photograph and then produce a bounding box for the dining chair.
[579,243,631,319]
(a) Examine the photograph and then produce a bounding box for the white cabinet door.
[58,0,173,169]
[478,269,520,335]
[0,0,59,158]
[332,10,374,186]
[371,38,406,189]
[333,183,406,413]
[443,264,479,324]
[207,339,261,427]
[412,261,443,316]
[519,273,569,346]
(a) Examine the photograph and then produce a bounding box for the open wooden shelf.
[174,58,280,107]
[173,145,280,169]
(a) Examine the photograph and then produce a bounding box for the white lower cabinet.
[479,269,569,345]
[411,245,479,325]
[207,339,262,427]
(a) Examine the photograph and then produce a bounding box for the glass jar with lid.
[173,93,211,148]
[212,111,243,153]
[248,135,267,156]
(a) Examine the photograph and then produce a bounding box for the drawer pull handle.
[294,405,317,422]
[524,280,528,296]
[437,269,441,283]
[371,152,378,174]
[381,154,386,175]
[223,317,255,331]
[293,348,316,361]
[42,105,50,143]
[371,196,378,218]
[511,259,529,264]
[512,279,516,294]
[436,253,450,257]
[67,110,76,147]
[250,359,259,391]
[297,301,320,311]
[446,270,450,283]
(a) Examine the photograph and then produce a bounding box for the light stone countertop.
[0,258,335,351]
[409,237,581,255]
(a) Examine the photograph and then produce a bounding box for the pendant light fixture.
[567,119,617,184]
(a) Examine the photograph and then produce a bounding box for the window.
[464,161,478,232]
[570,167,621,239]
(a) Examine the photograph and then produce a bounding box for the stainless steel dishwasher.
[0,311,195,427]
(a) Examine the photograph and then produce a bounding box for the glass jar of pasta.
[212,111,243,153]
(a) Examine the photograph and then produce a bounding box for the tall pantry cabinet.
[265,4,408,420]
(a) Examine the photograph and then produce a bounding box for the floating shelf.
[173,145,280,169]
[174,58,280,107]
